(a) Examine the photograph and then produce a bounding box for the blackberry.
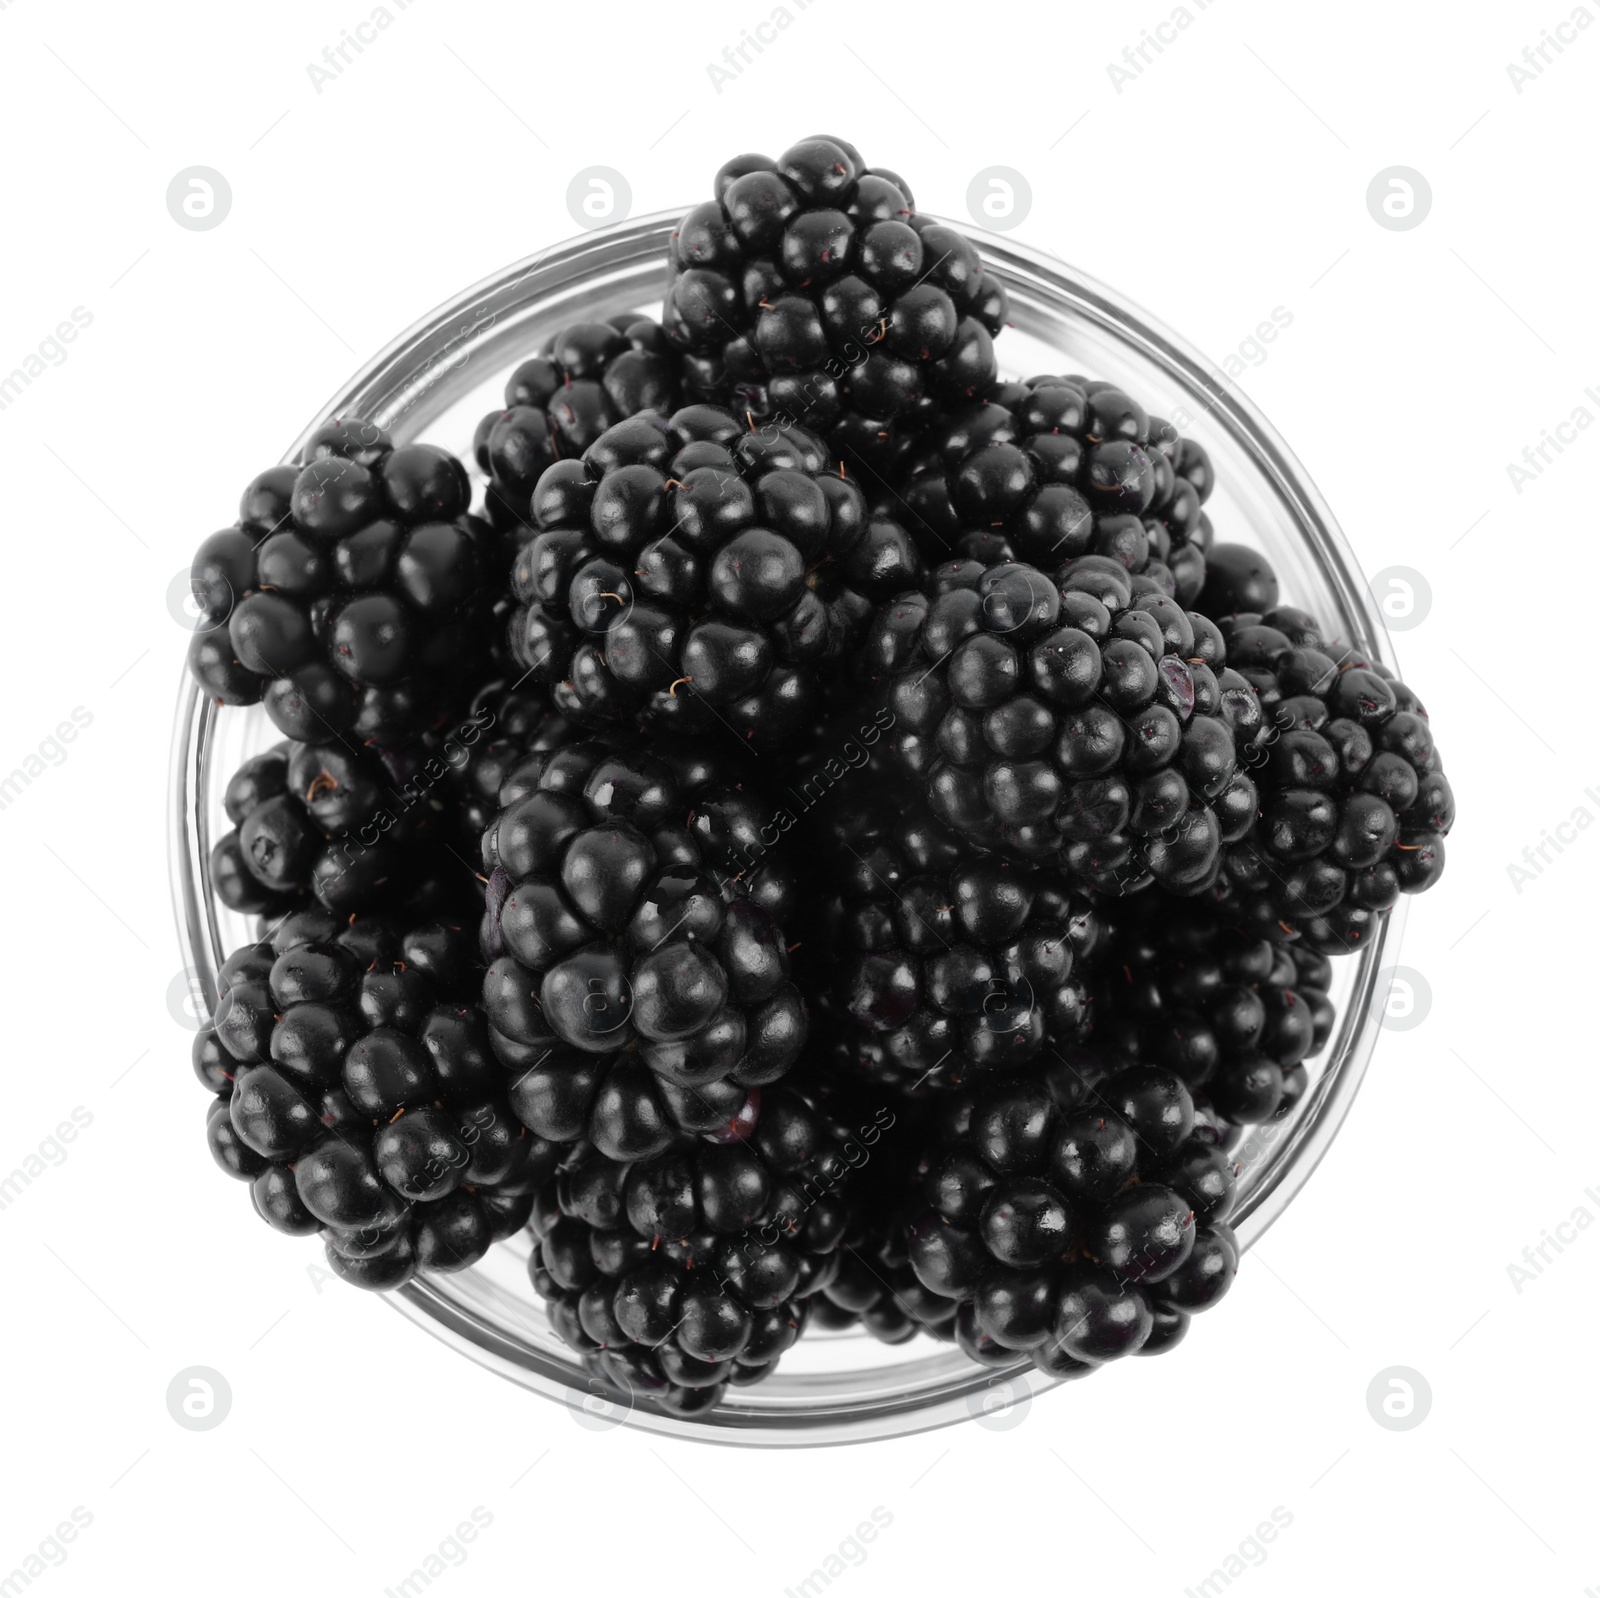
[811,791,1106,1090]
[507,403,921,747]
[480,737,808,1162]
[1201,555,1453,952]
[895,375,1215,603]
[872,557,1262,894]
[1096,897,1335,1125]
[200,911,557,1290]
[187,422,500,745]
[663,135,1008,476]
[211,736,470,921]
[528,1084,855,1410]
[472,316,684,534]
[905,1069,1238,1372]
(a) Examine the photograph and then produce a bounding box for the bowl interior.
[170,213,1399,1446]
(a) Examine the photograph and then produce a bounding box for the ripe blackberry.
[187,422,500,745]
[1097,897,1335,1125]
[472,316,684,533]
[663,135,1008,476]
[507,403,921,747]
[480,737,807,1162]
[1200,554,1453,952]
[211,736,471,921]
[895,375,1216,603]
[528,1084,855,1410]
[810,791,1106,1090]
[872,558,1262,895]
[200,911,557,1290]
[904,1069,1238,1372]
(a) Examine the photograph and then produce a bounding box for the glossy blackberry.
[507,403,921,747]
[1096,897,1335,1125]
[211,736,470,921]
[904,1068,1238,1371]
[872,557,1261,894]
[480,737,807,1162]
[200,912,557,1290]
[895,376,1215,602]
[1199,557,1453,952]
[472,316,684,534]
[811,791,1106,1090]
[186,422,500,745]
[663,135,1008,477]
[527,1085,855,1410]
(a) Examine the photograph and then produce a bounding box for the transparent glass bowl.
[170,212,1402,1446]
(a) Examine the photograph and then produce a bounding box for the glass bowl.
[169,211,1402,1446]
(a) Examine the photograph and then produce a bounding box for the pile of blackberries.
[182,135,1452,1414]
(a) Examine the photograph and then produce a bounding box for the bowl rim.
[169,207,1401,1447]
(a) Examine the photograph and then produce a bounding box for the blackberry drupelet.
[528,1084,856,1409]
[480,736,808,1162]
[507,403,921,747]
[200,911,558,1290]
[662,135,1008,477]
[895,374,1216,603]
[1097,897,1335,1125]
[811,791,1106,1090]
[872,557,1263,895]
[904,1067,1238,1373]
[187,421,500,745]
[1201,555,1453,952]
[472,316,684,534]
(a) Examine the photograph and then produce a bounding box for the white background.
[0,0,1593,1593]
